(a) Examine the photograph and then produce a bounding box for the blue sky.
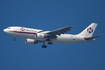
[0,0,105,70]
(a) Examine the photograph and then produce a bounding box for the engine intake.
[25,39,38,44]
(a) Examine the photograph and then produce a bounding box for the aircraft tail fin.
[78,23,98,37]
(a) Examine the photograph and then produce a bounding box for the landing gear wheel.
[44,46,47,48]
[14,39,16,41]
[42,45,47,48]
[42,45,44,48]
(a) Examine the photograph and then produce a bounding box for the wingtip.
[98,35,101,37]
[70,26,74,28]
[93,35,101,38]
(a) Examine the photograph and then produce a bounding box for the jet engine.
[25,39,38,44]
[35,33,48,38]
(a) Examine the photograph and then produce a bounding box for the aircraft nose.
[3,29,7,33]
[3,29,6,32]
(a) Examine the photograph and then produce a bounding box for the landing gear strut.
[13,36,16,41]
[48,42,53,45]
[41,38,53,48]
[42,41,47,48]
[46,38,53,45]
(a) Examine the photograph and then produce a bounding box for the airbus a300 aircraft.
[3,23,101,48]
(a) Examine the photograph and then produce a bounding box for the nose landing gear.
[13,36,16,41]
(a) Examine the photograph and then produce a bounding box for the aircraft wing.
[46,26,74,37]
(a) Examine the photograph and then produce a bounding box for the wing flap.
[47,26,74,36]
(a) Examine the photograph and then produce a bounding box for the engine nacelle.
[35,33,48,38]
[25,39,38,44]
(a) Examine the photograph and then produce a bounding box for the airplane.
[3,23,101,48]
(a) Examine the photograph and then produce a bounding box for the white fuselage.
[3,26,86,43]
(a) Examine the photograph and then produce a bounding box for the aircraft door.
[72,35,76,41]
[14,27,20,31]
[14,27,17,31]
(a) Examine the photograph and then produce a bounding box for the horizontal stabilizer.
[84,35,101,41]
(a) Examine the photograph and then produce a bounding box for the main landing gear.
[42,45,47,48]
[41,41,53,48]
[42,41,47,48]
[48,42,53,45]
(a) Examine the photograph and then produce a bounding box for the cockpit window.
[7,27,11,29]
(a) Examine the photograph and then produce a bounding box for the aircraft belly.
[52,38,74,43]
[52,35,74,43]
[52,35,85,43]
